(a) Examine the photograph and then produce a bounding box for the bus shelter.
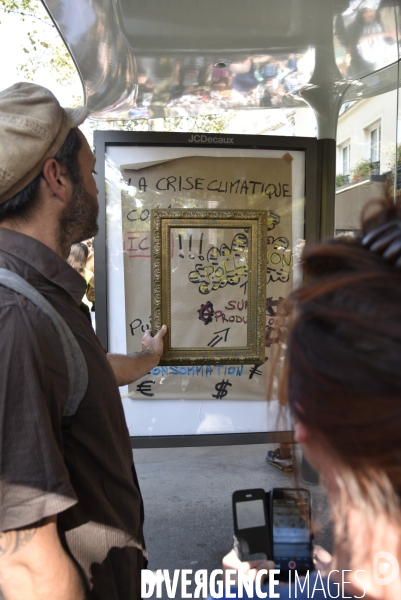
[42,0,401,446]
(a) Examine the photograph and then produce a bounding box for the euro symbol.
[249,365,263,379]
[136,380,155,397]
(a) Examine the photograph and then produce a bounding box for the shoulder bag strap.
[0,268,88,425]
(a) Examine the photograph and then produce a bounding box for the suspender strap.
[0,268,88,421]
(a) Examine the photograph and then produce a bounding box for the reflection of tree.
[164,114,233,134]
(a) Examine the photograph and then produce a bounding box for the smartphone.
[232,488,272,561]
[270,488,313,577]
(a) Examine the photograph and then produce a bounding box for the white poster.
[105,145,305,436]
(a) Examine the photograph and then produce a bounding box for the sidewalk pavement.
[134,443,333,599]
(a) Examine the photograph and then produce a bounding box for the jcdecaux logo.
[188,134,234,144]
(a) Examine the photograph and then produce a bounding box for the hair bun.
[362,220,401,267]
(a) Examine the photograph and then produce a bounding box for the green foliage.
[164,113,233,134]
[336,173,348,187]
[0,0,40,13]
[0,0,80,90]
[81,118,150,148]
[351,159,373,181]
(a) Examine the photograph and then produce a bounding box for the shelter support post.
[291,2,351,239]
[317,138,337,240]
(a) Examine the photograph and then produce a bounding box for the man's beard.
[58,179,99,257]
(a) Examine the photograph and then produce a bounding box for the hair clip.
[361,220,401,267]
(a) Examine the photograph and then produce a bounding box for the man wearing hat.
[0,82,166,599]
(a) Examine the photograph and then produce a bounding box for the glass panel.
[147,51,315,116]
[170,226,249,349]
[103,141,306,436]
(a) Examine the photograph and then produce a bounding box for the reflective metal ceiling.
[43,0,400,121]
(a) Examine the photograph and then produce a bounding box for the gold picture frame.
[151,209,267,365]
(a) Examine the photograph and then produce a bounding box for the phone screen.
[272,489,312,571]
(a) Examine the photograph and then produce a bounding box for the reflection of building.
[335,89,397,234]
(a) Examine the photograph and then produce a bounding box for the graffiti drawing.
[267,210,281,231]
[265,296,288,348]
[198,301,215,325]
[266,235,292,284]
[207,327,230,347]
[188,233,249,295]
[212,379,232,399]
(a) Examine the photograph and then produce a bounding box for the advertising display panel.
[94,132,318,446]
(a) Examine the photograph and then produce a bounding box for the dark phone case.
[232,488,272,561]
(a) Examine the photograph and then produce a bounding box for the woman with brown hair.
[221,197,401,599]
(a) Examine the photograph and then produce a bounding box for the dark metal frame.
[128,430,295,449]
[93,131,319,448]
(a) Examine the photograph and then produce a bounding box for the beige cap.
[0,82,89,204]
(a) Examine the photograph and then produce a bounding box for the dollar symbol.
[212,379,232,399]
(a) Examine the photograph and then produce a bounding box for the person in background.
[222,196,401,599]
[67,242,95,318]
[84,237,95,274]
[83,237,96,321]
[266,442,293,472]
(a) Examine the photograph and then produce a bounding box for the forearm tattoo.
[0,520,44,557]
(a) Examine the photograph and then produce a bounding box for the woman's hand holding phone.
[222,549,275,586]
[313,545,333,574]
